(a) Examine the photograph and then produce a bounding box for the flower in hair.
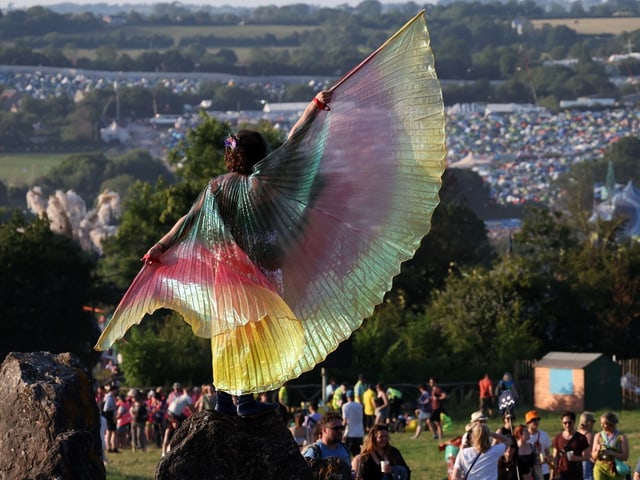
[224,135,238,150]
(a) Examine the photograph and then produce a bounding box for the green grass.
[105,408,640,480]
[0,152,69,186]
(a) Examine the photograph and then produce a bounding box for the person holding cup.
[352,424,411,479]
[552,411,590,480]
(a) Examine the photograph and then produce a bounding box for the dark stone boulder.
[156,409,313,480]
[0,351,105,480]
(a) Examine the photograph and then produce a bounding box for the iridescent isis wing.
[95,11,445,395]
[248,11,446,377]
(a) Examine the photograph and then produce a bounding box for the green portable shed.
[534,352,621,412]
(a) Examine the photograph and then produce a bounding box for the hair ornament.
[224,135,238,150]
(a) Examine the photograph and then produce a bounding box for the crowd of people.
[94,371,640,480]
[451,408,633,480]
[95,381,217,462]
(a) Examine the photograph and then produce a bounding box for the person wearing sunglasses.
[303,411,351,466]
[552,411,590,480]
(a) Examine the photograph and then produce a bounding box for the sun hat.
[525,410,541,424]
[470,411,488,422]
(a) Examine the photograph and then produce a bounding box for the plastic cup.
[566,451,574,461]
[380,460,391,473]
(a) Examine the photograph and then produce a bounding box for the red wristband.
[312,97,330,111]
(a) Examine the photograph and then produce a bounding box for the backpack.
[304,443,353,480]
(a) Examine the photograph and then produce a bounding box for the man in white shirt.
[342,390,364,457]
[168,387,194,424]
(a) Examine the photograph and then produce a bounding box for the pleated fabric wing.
[95,11,446,395]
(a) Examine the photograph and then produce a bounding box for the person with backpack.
[303,412,352,479]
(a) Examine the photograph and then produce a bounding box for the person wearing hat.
[526,410,552,480]
[461,410,489,449]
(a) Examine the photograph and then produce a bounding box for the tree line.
[0,2,639,99]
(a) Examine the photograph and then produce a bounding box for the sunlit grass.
[105,408,640,480]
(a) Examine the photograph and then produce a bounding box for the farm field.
[0,152,71,186]
[105,407,640,480]
[531,17,640,35]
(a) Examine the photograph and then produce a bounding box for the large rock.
[156,409,313,480]
[0,351,105,480]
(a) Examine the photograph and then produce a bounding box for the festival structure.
[95,11,447,395]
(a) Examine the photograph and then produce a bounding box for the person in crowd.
[460,411,489,448]
[167,386,193,425]
[478,373,494,418]
[290,412,308,448]
[352,424,411,480]
[526,410,552,480]
[326,378,338,406]
[591,412,629,480]
[513,424,535,480]
[333,383,348,412]
[452,423,512,480]
[411,384,432,439]
[130,390,148,452]
[303,412,351,465]
[429,377,448,440]
[498,440,519,480]
[115,393,132,450]
[386,386,403,432]
[194,384,216,411]
[354,374,366,404]
[497,412,516,437]
[166,382,182,407]
[578,412,596,480]
[303,400,323,444]
[374,383,390,426]
[363,384,377,432]
[552,411,590,480]
[146,389,166,448]
[342,390,365,457]
[102,383,119,453]
[161,416,180,458]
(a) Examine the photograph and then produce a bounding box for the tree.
[428,265,542,379]
[0,212,100,367]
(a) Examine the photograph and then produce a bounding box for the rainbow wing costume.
[95,11,446,395]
